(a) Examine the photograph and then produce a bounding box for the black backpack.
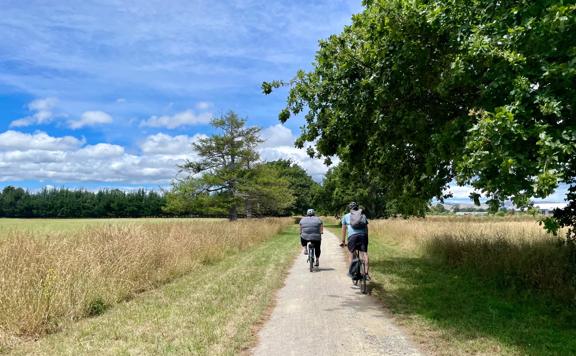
[349,257,362,280]
[349,209,367,229]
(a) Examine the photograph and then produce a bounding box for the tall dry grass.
[369,217,576,302]
[0,218,291,346]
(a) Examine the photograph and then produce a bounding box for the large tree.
[265,0,576,237]
[314,162,392,218]
[262,159,320,215]
[166,111,294,219]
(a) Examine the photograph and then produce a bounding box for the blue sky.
[0,1,568,206]
[0,0,362,190]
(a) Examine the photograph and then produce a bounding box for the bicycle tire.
[357,251,368,294]
[351,250,360,285]
[309,244,314,272]
[360,274,368,294]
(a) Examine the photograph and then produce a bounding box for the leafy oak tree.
[165,112,294,219]
[264,0,576,238]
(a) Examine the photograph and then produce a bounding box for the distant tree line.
[0,186,166,218]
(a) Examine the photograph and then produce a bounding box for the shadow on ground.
[368,253,576,354]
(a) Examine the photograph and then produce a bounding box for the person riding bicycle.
[341,202,370,279]
[299,208,323,267]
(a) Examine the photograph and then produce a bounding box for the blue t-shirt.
[342,212,368,238]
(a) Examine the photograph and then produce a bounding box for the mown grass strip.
[327,223,576,355]
[7,226,299,355]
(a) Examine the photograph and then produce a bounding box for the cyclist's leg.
[360,234,369,276]
[301,237,308,255]
[313,240,321,266]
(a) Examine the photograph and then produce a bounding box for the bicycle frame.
[307,242,315,272]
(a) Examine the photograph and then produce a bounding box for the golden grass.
[0,218,292,349]
[370,216,550,250]
[369,216,574,301]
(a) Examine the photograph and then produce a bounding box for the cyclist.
[341,202,370,279]
[299,208,323,267]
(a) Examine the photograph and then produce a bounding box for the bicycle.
[352,249,368,294]
[306,242,315,272]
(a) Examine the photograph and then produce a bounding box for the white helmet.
[306,208,315,216]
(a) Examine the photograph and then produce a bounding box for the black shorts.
[347,233,368,253]
[301,238,321,257]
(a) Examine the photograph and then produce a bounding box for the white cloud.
[260,124,295,148]
[68,111,113,129]
[140,132,206,155]
[9,97,58,127]
[140,109,212,129]
[257,124,333,181]
[195,101,213,110]
[73,143,125,158]
[443,185,476,200]
[0,130,83,151]
[0,130,204,184]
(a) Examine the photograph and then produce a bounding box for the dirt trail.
[251,229,422,356]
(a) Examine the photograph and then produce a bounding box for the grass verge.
[6,226,299,355]
[327,221,576,355]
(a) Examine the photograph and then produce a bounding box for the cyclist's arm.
[320,223,323,234]
[341,224,346,244]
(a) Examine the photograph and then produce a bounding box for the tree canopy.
[261,159,321,216]
[265,0,576,235]
[165,112,295,219]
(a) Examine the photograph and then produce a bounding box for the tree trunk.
[245,199,253,219]
[229,204,238,221]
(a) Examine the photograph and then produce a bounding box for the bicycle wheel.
[309,245,314,272]
[360,275,368,294]
[359,259,368,294]
[351,250,359,285]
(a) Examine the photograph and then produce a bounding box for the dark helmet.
[348,201,359,210]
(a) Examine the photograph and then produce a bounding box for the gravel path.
[251,229,422,356]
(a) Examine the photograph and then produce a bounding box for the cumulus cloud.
[73,143,125,158]
[0,130,205,184]
[68,111,113,129]
[260,124,295,148]
[0,126,333,185]
[0,130,83,151]
[140,109,212,129]
[257,124,333,181]
[140,132,207,155]
[9,98,58,127]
